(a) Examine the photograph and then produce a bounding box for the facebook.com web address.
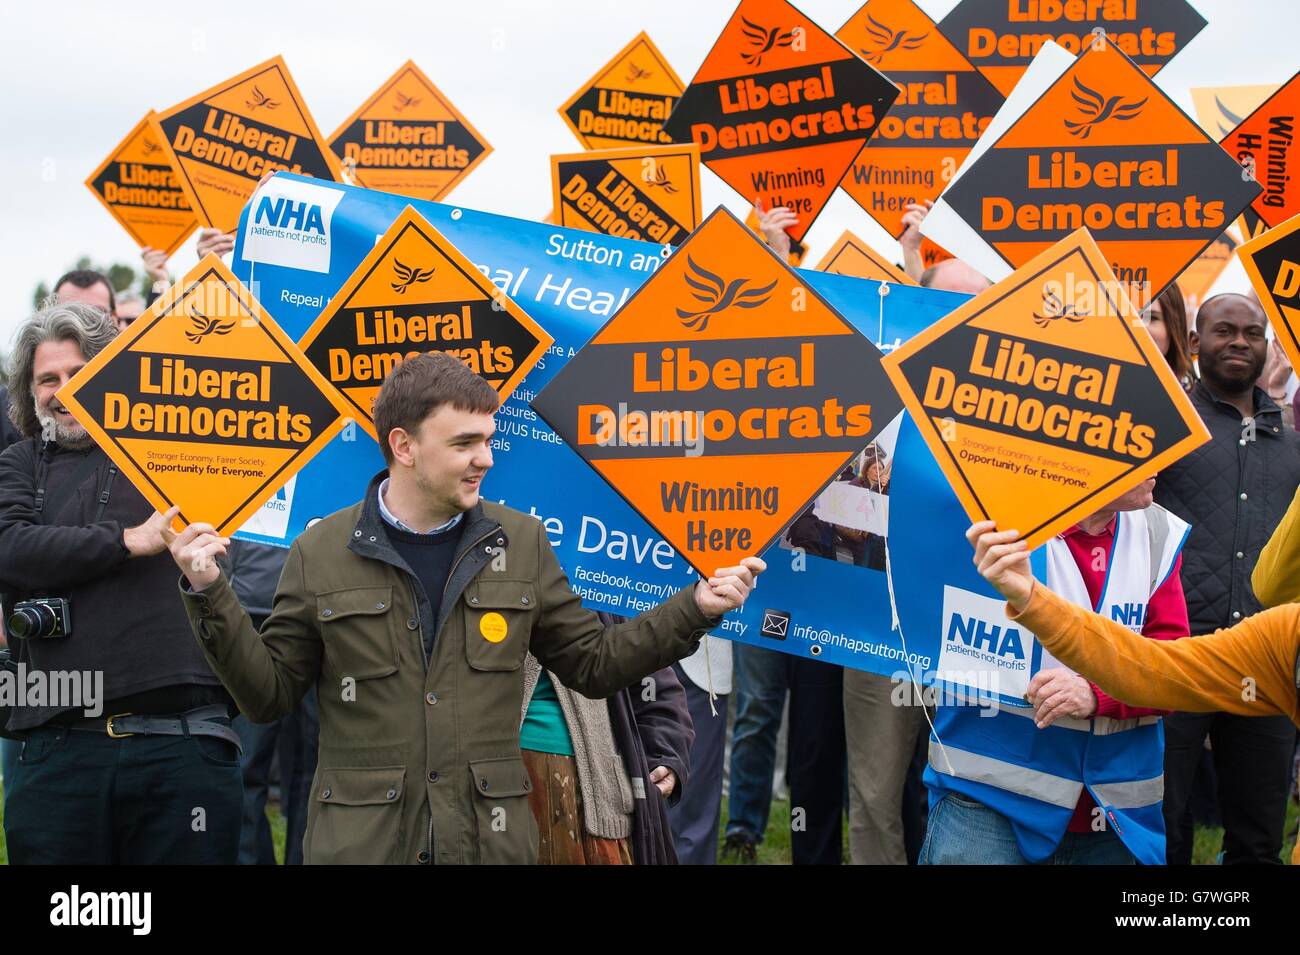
[571,567,677,601]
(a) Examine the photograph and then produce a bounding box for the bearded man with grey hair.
[0,301,239,864]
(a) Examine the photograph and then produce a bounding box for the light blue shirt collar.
[378,478,463,535]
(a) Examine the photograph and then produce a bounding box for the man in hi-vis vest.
[921,477,1190,865]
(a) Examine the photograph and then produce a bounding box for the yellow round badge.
[479,612,508,643]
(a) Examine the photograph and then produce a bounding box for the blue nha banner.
[231,171,972,679]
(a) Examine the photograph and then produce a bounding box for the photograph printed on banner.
[779,413,901,573]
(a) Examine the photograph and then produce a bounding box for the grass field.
[713,797,1297,865]
[0,786,1290,865]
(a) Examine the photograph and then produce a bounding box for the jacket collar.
[348,470,503,563]
[1193,380,1281,421]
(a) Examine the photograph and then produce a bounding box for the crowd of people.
[0,200,1297,866]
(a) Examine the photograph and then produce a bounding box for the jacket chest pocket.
[317,586,400,680]
[462,580,535,672]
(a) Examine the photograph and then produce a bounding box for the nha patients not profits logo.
[242,176,344,273]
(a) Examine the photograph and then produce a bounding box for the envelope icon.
[761,610,790,640]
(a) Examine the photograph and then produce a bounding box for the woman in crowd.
[519,641,692,865]
[1142,282,1197,391]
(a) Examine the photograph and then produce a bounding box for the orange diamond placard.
[531,206,902,575]
[152,56,343,233]
[1191,84,1280,141]
[814,230,914,284]
[1191,82,1279,245]
[551,144,702,247]
[328,60,492,203]
[57,254,352,535]
[559,32,686,150]
[1176,230,1237,312]
[663,0,900,244]
[836,0,1004,243]
[881,228,1209,550]
[85,112,198,256]
[298,206,553,441]
[1220,71,1300,235]
[937,38,1261,309]
[1238,212,1300,380]
[938,0,1206,98]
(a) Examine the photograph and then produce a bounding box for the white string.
[884,534,953,775]
[876,285,952,774]
[876,281,889,347]
[703,634,718,718]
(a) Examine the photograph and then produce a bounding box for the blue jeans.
[726,643,788,841]
[921,793,1136,865]
[234,686,319,865]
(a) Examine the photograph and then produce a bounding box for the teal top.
[520,670,575,756]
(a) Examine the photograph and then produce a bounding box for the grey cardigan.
[521,654,635,839]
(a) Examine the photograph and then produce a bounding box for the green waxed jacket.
[180,473,715,864]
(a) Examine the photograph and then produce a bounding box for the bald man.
[919,258,991,296]
[1152,292,1300,864]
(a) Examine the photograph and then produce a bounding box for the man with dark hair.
[0,301,240,864]
[1154,292,1300,865]
[166,351,765,864]
[53,269,116,315]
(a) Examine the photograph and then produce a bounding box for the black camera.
[8,597,72,639]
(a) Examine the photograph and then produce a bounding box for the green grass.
[716,796,1297,865]
[0,784,1289,865]
[1191,799,1297,865]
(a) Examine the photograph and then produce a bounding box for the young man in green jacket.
[165,352,764,864]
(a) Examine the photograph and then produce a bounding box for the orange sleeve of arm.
[1010,585,1300,723]
[1252,484,1300,608]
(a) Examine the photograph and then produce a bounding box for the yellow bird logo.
[391,259,435,294]
[142,137,161,157]
[1064,78,1146,140]
[1033,288,1090,328]
[626,61,653,83]
[245,85,280,111]
[185,305,236,344]
[740,16,795,67]
[858,13,927,64]
[677,257,777,332]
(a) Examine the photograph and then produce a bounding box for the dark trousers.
[1163,711,1295,864]
[786,655,845,865]
[727,646,847,864]
[234,685,319,865]
[667,665,728,865]
[5,722,242,864]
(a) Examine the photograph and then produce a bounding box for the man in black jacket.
[1153,293,1300,865]
[0,387,19,451]
[0,301,240,864]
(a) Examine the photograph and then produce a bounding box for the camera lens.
[9,604,56,639]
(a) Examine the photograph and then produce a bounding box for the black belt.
[63,704,241,753]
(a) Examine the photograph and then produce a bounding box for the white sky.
[0,0,1291,346]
